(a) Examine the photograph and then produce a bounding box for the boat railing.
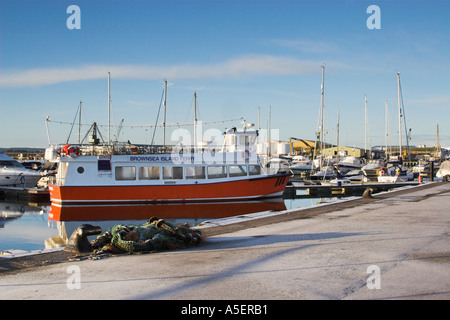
[50,142,257,158]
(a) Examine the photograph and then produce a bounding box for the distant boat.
[266,157,291,174]
[0,154,42,188]
[289,155,313,175]
[321,177,352,186]
[345,169,365,181]
[412,160,430,177]
[377,162,414,183]
[378,72,413,183]
[362,159,385,175]
[310,165,337,180]
[436,160,450,180]
[337,156,364,174]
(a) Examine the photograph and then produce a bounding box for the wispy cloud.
[0,55,322,88]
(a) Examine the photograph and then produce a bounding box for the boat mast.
[163,79,167,148]
[78,100,82,145]
[320,65,325,169]
[336,107,340,171]
[194,91,197,149]
[436,122,440,159]
[268,106,271,158]
[365,95,368,159]
[108,72,111,146]
[397,72,402,159]
[385,100,388,159]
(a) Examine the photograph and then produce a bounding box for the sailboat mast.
[79,100,82,145]
[365,95,367,158]
[385,100,388,159]
[436,122,440,159]
[108,72,111,145]
[397,72,402,159]
[194,91,197,149]
[320,65,325,169]
[163,80,167,148]
[336,108,340,169]
[267,106,271,158]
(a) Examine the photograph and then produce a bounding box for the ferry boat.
[48,129,290,205]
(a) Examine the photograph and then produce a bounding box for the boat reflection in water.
[48,199,287,243]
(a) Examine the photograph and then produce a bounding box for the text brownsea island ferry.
[48,129,289,206]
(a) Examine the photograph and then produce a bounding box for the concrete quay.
[0,182,449,300]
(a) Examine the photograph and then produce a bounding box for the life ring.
[130,146,139,154]
[63,145,80,157]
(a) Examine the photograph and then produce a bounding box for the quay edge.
[0,181,445,271]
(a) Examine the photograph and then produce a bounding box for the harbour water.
[0,197,332,253]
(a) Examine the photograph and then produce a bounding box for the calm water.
[0,196,343,253]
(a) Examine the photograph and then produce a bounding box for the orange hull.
[49,174,289,204]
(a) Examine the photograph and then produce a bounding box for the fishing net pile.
[91,217,205,254]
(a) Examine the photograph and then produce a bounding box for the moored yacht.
[289,155,313,175]
[337,156,364,175]
[0,154,42,188]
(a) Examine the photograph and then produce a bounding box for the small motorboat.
[0,153,42,188]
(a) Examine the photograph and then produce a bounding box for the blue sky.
[1,0,449,149]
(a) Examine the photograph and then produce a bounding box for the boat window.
[239,135,250,147]
[207,165,227,179]
[163,166,183,180]
[0,160,23,168]
[98,159,112,171]
[138,166,160,180]
[115,166,136,180]
[229,165,247,177]
[248,165,261,175]
[185,166,206,179]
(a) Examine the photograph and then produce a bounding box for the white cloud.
[0,55,322,88]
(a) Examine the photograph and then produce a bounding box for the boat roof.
[440,160,450,170]
[0,153,16,161]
